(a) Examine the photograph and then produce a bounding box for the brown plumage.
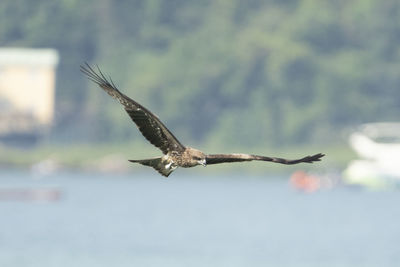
[81,63,325,177]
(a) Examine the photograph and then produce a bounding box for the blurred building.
[0,48,59,145]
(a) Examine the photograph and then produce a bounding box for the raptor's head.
[185,147,206,167]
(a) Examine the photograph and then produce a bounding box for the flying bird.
[81,63,324,177]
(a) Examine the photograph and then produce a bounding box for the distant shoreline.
[0,143,354,175]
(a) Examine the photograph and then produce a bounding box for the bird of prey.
[81,63,324,177]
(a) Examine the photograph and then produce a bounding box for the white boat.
[343,122,400,189]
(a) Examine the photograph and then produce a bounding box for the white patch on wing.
[231,153,251,159]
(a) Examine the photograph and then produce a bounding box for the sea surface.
[0,170,399,267]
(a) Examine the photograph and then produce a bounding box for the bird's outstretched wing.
[205,153,324,165]
[80,63,186,155]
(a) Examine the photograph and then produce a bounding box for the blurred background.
[0,0,400,266]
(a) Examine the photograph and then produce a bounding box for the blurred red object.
[289,170,320,193]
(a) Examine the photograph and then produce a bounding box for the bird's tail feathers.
[129,158,174,177]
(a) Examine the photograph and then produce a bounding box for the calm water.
[0,170,399,267]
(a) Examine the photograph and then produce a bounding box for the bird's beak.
[198,159,207,167]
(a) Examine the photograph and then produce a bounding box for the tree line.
[1,0,399,149]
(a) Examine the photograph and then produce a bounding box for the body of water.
[0,170,399,267]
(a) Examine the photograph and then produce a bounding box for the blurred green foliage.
[1,0,400,150]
